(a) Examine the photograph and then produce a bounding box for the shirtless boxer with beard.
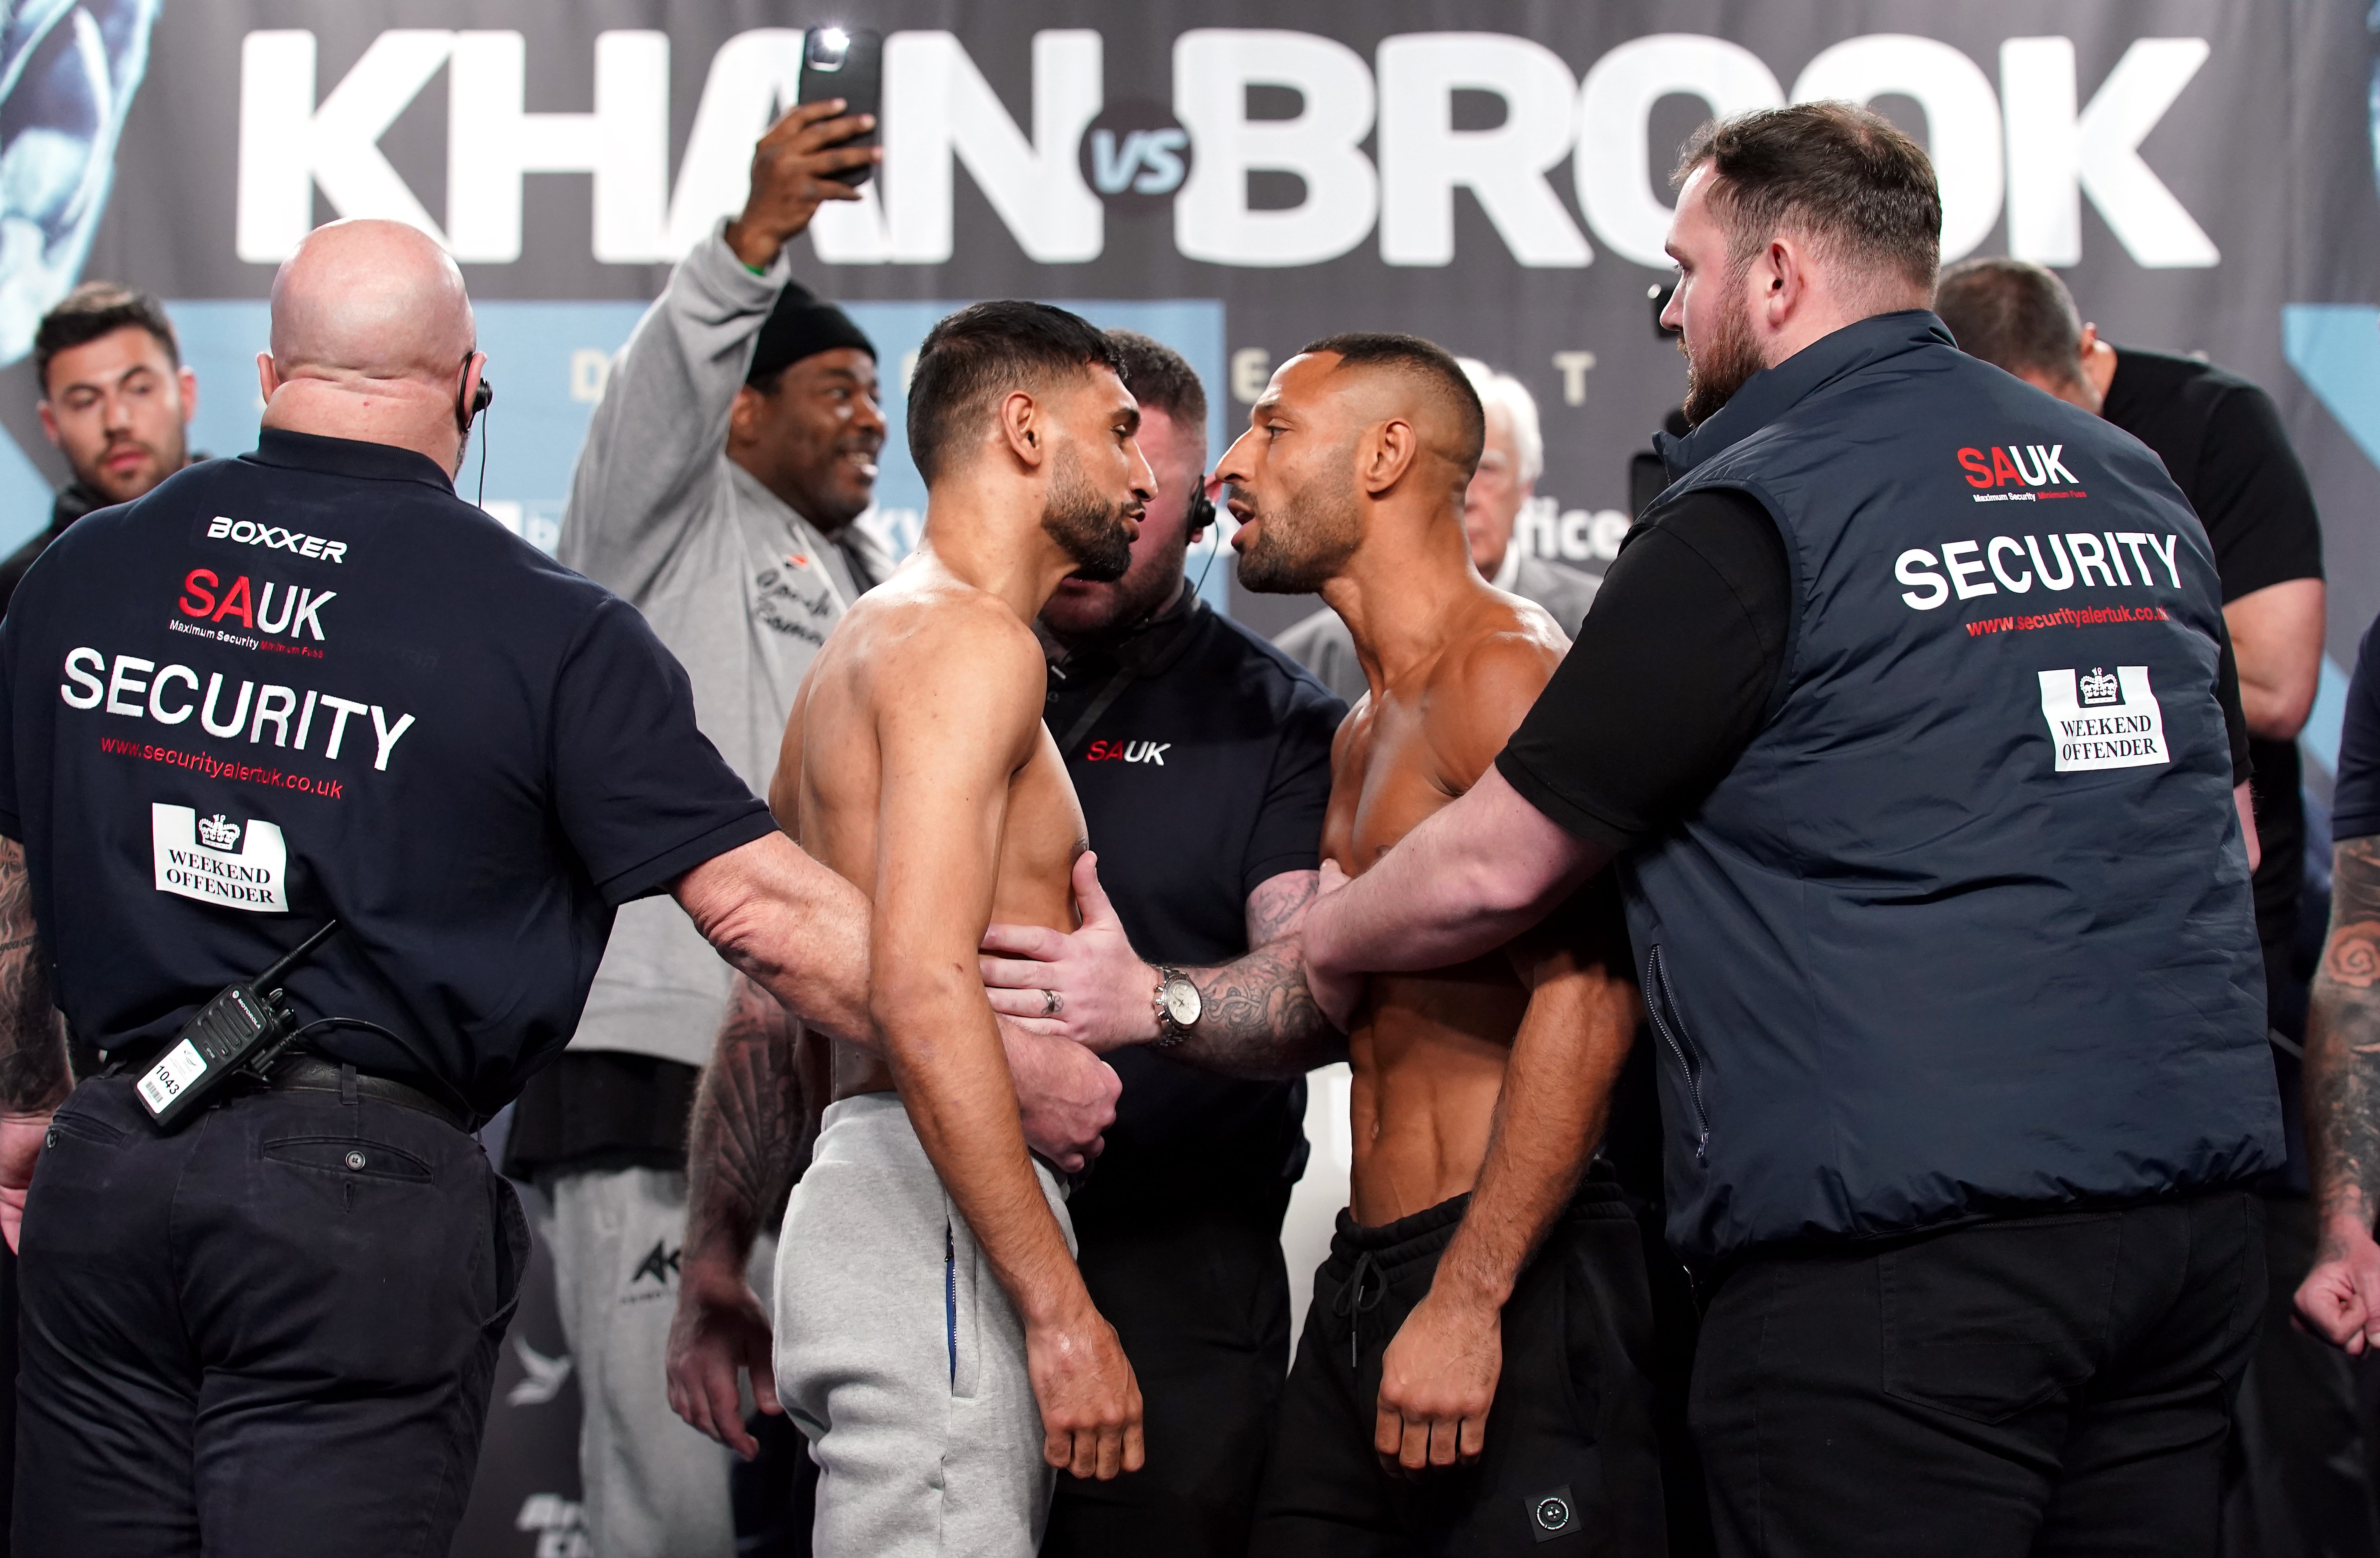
[1226,335,1666,1556]
[767,301,1149,1556]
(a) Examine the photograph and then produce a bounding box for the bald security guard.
[0,217,880,1557]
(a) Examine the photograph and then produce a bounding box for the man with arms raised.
[1227,333,1662,1553]
[768,302,1148,1555]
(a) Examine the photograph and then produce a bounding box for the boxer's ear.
[997,388,1046,470]
[1359,416,1418,496]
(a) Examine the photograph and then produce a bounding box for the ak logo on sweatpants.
[626,1240,681,1299]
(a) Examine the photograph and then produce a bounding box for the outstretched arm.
[2299,835,2380,1349]
[982,855,1345,1079]
[1301,766,1607,1024]
[668,972,820,1457]
[675,830,873,1046]
[0,838,67,1253]
[1374,895,1637,1468]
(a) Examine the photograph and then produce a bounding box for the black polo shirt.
[0,430,775,1120]
[1046,592,1345,1221]
[2102,346,2324,955]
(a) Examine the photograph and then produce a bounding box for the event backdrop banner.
[8,2,2379,1550]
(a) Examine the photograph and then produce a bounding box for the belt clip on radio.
[135,919,341,1132]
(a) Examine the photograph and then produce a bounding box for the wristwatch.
[1151,967,1201,1050]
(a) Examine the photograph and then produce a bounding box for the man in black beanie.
[504,100,905,1558]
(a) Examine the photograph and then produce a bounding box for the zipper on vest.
[1643,945,1711,1162]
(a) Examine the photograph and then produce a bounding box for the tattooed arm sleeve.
[682,971,821,1272]
[0,839,64,1115]
[2309,836,2380,1242]
[1167,869,1347,1081]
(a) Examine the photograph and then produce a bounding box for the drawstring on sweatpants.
[1333,1250,1386,1368]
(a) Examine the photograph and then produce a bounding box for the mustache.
[1222,482,1258,522]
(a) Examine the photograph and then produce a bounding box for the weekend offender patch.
[2037,665,2171,773]
[152,802,287,911]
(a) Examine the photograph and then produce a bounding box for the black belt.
[269,1055,468,1132]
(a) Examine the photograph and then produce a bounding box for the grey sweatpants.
[775,1093,1075,1558]
[534,1165,775,1558]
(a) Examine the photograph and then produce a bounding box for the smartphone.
[798,27,882,188]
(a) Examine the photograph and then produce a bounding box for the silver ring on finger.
[1042,988,1063,1018]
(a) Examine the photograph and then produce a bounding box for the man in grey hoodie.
[500,100,900,1558]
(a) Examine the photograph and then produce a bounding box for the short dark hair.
[1104,330,1206,436]
[1933,257,2086,386]
[1675,102,1941,294]
[35,281,180,393]
[907,301,1123,485]
[1296,331,1486,474]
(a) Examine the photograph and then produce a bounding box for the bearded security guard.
[1297,104,2273,1557]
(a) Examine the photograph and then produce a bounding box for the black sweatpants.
[1042,1195,1293,1557]
[1691,1191,2267,1558]
[1249,1179,1668,1556]
[12,1075,528,1556]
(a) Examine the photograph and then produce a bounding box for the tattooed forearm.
[1173,870,1347,1080]
[0,841,64,1114]
[683,972,819,1270]
[2309,837,2380,1239]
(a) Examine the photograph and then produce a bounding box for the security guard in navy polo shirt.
[0,220,875,1557]
[983,333,1346,1556]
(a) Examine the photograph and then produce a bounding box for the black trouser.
[1249,1180,1668,1556]
[1692,1191,2267,1558]
[12,1075,527,1556]
[1042,1194,1293,1558]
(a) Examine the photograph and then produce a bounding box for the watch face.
[1162,979,1202,1027]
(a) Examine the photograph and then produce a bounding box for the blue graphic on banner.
[158,296,1231,607]
[2283,303,2380,776]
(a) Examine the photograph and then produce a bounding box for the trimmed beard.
[1679,279,1763,428]
[1231,471,1363,595]
[1042,449,1134,583]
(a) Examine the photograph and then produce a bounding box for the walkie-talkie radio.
[135,920,340,1132]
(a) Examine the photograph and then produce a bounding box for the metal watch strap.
[1150,966,1191,1050]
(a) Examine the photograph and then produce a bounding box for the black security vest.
[1629,312,2278,1267]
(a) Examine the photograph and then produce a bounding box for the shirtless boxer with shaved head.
[1225,335,1666,1555]
[768,300,1151,1556]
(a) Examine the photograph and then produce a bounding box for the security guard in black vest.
[0,219,875,1556]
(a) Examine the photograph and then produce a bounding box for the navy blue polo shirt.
[0,430,775,1118]
[1046,592,1345,1220]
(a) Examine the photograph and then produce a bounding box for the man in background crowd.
[502,98,890,1558]
[0,277,199,1531]
[1273,359,1595,706]
[0,281,197,611]
[1935,259,2351,1558]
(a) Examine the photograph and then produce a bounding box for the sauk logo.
[196,812,241,850]
[1958,445,2084,503]
[1085,739,1171,765]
